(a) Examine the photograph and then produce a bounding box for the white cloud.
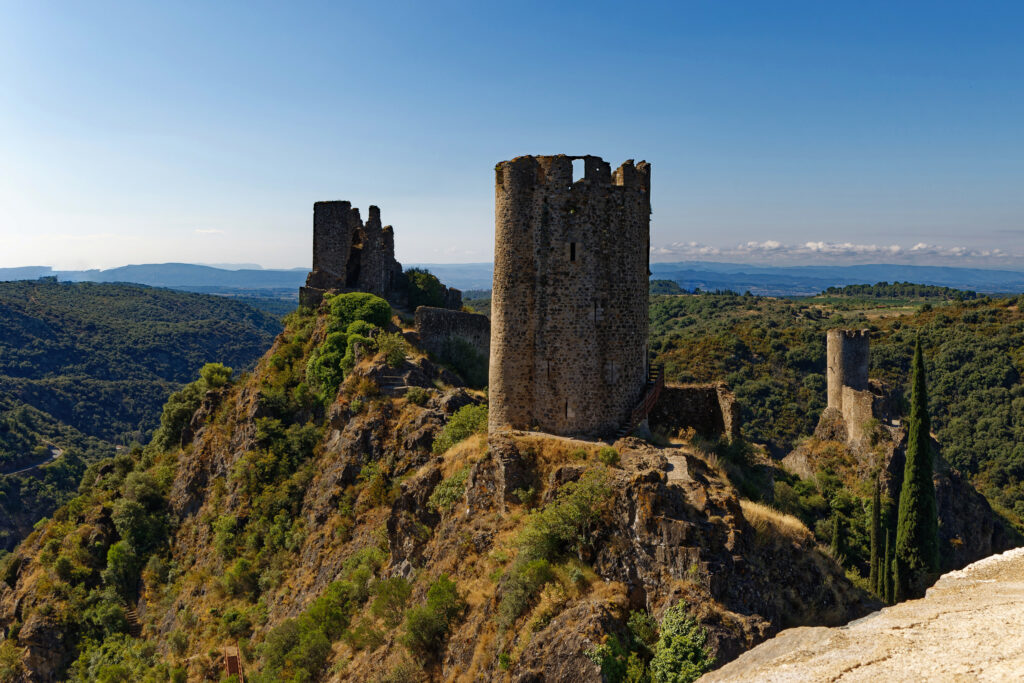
[652,239,1024,268]
[194,228,225,235]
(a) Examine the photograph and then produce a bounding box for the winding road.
[1,444,63,476]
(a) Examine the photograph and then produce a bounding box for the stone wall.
[414,306,490,367]
[300,201,404,306]
[826,329,870,411]
[648,383,741,441]
[488,155,651,437]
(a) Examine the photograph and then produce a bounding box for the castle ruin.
[299,201,461,310]
[488,155,652,437]
[824,329,901,444]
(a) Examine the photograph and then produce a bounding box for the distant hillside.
[0,280,281,442]
[0,281,282,550]
[410,262,1024,296]
[649,262,1024,296]
[5,261,1024,297]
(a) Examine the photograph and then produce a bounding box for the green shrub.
[150,380,205,451]
[649,603,713,683]
[405,268,445,309]
[306,331,349,396]
[199,362,233,388]
[371,576,412,627]
[496,559,554,630]
[222,557,258,599]
[400,574,465,656]
[102,541,140,595]
[345,319,377,337]
[432,404,488,454]
[598,447,620,467]
[377,332,409,368]
[53,554,74,581]
[327,292,391,331]
[213,515,239,559]
[221,607,252,638]
[405,386,430,406]
[518,469,613,562]
[428,467,471,513]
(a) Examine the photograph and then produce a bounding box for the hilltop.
[0,294,876,681]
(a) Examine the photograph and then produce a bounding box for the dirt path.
[1,445,63,476]
[701,546,1024,682]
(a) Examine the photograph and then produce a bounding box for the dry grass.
[740,499,812,544]
[438,432,487,477]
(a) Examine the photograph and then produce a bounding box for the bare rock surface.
[701,547,1024,682]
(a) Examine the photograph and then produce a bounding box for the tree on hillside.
[883,529,894,604]
[869,478,881,595]
[830,513,843,559]
[894,339,939,599]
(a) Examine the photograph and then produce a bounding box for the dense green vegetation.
[0,395,112,551]
[404,268,447,309]
[649,291,1024,523]
[587,602,713,683]
[0,280,280,443]
[650,279,685,295]
[818,282,979,301]
[0,280,280,551]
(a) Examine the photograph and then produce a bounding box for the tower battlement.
[489,154,652,437]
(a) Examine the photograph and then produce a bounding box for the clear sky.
[2,1,1022,270]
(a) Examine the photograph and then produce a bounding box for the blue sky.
[1,1,1022,269]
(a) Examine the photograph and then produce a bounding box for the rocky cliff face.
[701,546,1024,682]
[0,306,877,681]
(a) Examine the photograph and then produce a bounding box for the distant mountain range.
[3,261,1024,297]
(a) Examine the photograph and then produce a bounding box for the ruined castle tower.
[300,202,404,306]
[488,155,651,437]
[826,329,870,412]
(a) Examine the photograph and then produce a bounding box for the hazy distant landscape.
[5,260,1024,300]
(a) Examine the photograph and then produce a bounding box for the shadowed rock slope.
[0,301,876,682]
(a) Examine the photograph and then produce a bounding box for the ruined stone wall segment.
[489,154,651,437]
[826,328,870,411]
[311,201,353,279]
[414,306,490,362]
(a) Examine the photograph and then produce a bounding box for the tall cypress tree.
[884,529,893,604]
[895,338,939,598]
[869,478,881,594]
[830,513,842,558]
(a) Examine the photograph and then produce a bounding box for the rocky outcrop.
[787,410,1013,573]
[701,547,1024,682]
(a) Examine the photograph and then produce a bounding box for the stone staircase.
[378,371,409,395]
[615,364,664,439]
[124,605,142,638]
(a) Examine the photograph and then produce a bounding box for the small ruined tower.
[300,201,404,306]
[826,329,870,412]
[489,154,651,437]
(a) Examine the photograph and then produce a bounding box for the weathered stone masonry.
[648,384,741,441]
[488,155,651,437]
[824,329,901,444]
[414,306,490,367]
[298,201,462,310]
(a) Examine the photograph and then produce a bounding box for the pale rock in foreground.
[701,547,1024,682]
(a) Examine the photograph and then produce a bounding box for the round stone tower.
[489,154,651,437]
[826,328,870,411]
